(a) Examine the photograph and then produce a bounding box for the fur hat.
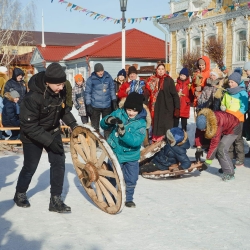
[74,74,84,82]
[10,90,20,98]
[0,66,7,73]
[234,67,243,76]
[180,68,189,77]
[196,115,207,130]
[124,92,143,113]
[210,68,223,79]
[117,69,126,78]
[128,66,137,76]
[94,63,104,72]
[45,63,66,84]
[166,127,184,146]
[243,61,250,71]
[228,72,241,85]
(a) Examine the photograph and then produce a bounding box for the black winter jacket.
[20,71,76,145]
[4,68,26,104]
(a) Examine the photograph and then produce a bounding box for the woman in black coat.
[146,63,180,142]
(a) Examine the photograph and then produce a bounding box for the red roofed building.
[31,28,167,84]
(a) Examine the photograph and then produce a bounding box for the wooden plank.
[0,125,69,131]
[1,138,70,145]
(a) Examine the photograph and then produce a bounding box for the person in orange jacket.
[190,56,211,107]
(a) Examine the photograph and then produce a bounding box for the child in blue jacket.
[100,92,147,208]
[140,127,191,173]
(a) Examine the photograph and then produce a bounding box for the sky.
[21,0,171,40]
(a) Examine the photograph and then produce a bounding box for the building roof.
[64,28,165,61]
[35,29,165,62]
[6,30,105,46]
[36,45,76,61]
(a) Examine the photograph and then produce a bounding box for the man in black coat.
[14,63,78,213]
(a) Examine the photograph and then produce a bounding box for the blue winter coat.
[100,108,147,164]
[85,71,116,108]
[2,94,20,127]
[152,135,191,170]
[4,68,26,104]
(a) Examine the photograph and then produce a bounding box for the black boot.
[139,162,159,174]
[125,201,136,208]
[49,195,71,213]
[14,192,30,208]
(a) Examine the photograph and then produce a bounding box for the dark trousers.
[81,116,89,124]
[91,106,112,139]
[228,122,244,163]
[16,134,66,196]
[174,117,187,131]
[10,130,20,140]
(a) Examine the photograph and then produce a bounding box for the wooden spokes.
[70,125,125,214]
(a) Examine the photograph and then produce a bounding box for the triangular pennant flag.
[248,2,250,8]
[94,14,100,19]
[66,3,72,9]
[202,9,208,15]
[131,18,135,24]
[70,4,77,11]
[188,12,193,18]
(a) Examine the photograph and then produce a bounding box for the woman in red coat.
[174,68,190,131]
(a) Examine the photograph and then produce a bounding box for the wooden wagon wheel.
[70,125,126,214]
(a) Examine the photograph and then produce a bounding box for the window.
[180,40,186,58]
[193,37,201,54]
[236,30,246,61]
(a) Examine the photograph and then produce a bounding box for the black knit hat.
[128,66,137,76]
[44,63,66,84]
[124,92,143,113]
[94,63,104,72]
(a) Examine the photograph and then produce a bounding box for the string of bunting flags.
[51,0,250,24]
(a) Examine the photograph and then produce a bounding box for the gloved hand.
[116,118,125,136]
[69,122,78,131]
[49,138,64,154]
[112,100,118,111]
[195,147,204,162]
[199,160,212,172]
[105,116,118,125]
[86,105,93,115]
[174,108,180,118]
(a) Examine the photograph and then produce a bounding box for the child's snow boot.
[125,201,136,208]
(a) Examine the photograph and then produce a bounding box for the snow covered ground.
[0,107,250,250]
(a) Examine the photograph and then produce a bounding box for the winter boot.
[139,162,159,174]
[49,195,71,213]
[14,192,30,208]
[221,173,235,182]
[125,201,136,208]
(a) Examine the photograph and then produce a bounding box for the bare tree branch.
[0,0,36,66]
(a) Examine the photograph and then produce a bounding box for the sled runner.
[140,161,203,180]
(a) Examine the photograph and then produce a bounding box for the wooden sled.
[141,161,203,180]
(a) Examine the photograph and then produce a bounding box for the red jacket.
[196,111,240,159]
[117,82,130,100]
[175,78,190,118]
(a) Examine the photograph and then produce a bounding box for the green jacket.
[100,108,147,164]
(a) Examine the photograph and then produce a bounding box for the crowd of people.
[1,56,250,212]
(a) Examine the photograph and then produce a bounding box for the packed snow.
[0,107,250,250]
